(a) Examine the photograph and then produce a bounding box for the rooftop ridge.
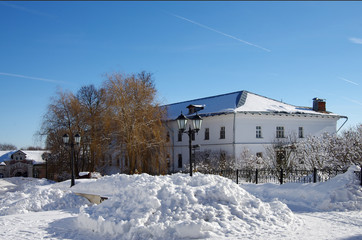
[163,90,244,107]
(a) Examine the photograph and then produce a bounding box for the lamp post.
[176,112,202,176]
[63,133,81,187]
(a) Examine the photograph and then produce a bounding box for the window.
[256,126,262,138]
[220,126,225,139]
[178,131,182,142]
[256,152,263,164]
[220,151,226,161]
[204,128,209,140]
[276,149,286,165]
[109,154,112,166]
[178,154,183,168]
[276,126,285,138]
[166,154,170,168]
[298,127,304,138]
[256,152,263,158]
[166,132,170,142]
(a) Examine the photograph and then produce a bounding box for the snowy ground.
[0,166,361,240]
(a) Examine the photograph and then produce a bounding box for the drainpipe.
[233,111,236,161]
[337,116,348,133]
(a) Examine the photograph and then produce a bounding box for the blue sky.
[1,1,361,148]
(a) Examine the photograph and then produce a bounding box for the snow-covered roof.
[0,150,17,163]
[164,90,341,119]
[0,150,48,164]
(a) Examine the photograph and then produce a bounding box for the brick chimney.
[313,98,326,112]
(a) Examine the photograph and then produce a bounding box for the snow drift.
[241,165,362,212]
[75,173,296,239]
[0,166,360,239]
[0,177,88,216]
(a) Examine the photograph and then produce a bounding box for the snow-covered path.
[295,211,362,240]
[0,210,361,240]
[0,209,102,240]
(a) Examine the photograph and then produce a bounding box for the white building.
[0,150,48,178]
[164,90,347,172]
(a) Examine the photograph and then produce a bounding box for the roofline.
[162,90,343,117]
[165,110,344,120]
[162,90,244,107]
[162,90,308,110]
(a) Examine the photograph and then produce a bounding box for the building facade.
[0,150,47,178]
[164,91,347,172]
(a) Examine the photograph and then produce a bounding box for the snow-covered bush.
[295,124,362,170]
[255,124,362,171]
[193,149,235,171]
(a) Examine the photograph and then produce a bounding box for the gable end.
[236,91,248,108]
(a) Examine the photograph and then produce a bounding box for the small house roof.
[0,150,48,164]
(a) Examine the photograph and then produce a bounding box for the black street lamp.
[63,133,81,187]
[176,112,202,176]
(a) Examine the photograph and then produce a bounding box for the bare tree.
[76,85,108,172]
[194,149,235,171]
[40,89,83,179]
[328,124,362,169]
[264,133,299,170]
[237,148,268,170]
[295,133,332,170]
[0,143,17,150]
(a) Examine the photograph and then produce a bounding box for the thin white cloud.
[338,76,359,86]
[342,97,362,106]
[0,72,66,84]
[0,2,56,19]
[349,37,362,44]
[166,12,271,52]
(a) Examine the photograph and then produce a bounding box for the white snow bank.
[76,173,297,239]
[0,177,89,216]
[241,165,362,212]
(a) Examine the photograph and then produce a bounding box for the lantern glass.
[62,134,69,144]
[192,114,203,131]
[176,112,188,132]
[74,133,81,144]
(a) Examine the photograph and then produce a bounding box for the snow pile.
[242,165,362,212]
[0,177,88,216]
[76,173,297,239]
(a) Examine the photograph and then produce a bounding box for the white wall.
[167,112,340,172]
[234,113,338,143]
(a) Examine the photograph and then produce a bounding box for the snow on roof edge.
[163,90,342,119]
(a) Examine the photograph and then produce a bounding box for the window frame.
[177,154,183,168]
[276,126,285,138]
[220,126,225,139]
[256,126,262,138]
[204,128,209,140]
[178,131,182,142]
[298,127,304,138]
